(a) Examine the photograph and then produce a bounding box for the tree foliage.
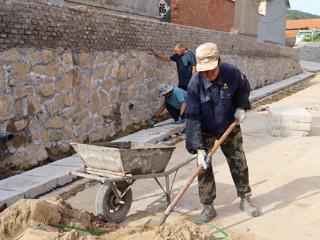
[287,10,320,20]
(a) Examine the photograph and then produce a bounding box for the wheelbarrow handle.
[159,120,239,225]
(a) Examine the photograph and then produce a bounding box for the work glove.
[175,116,185,124]
[149,115,158,125]
[197,150,208,169]
[234,109,246,124]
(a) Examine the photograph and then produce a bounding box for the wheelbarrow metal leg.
[169,170,178,194]
[109,182,125,204]
[154,177,170,206]
[165,175,170,204]
[121,180,135,198]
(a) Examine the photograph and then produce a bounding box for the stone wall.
[0,48,176,174]
[0,0,301,87]
[66,0,159,18]
[297,42,320,63]
[0,0,301,172]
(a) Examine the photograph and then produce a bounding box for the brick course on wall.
[171,0,235,32]
[0,0,298,59]
[0,0,301,173]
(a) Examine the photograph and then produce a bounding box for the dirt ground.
[66,74,320,240]
[1,74,320,240]
[0,199,219,240]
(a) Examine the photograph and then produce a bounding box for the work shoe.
[240,197,260,217]
[194,203,217,224]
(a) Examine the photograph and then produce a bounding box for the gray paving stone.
[0,175,57,199]
[113,121,185,144]
[281,129,309,137]
[250,72,315,102]
[0,190,24,208]
[270,129,309,137]
[268,107,312,136]
[269,120,311,131]
[268,107,312,123]
[22,165,80,187]
[300,60,320,73]
[49,155,83,167]
[57,175,78,186]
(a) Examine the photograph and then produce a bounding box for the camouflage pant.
[198,125,252,205]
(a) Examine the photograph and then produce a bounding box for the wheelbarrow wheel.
[95,182,133,223]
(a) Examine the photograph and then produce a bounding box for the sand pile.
[0,199,216,240]
[106,223,216,240]
[0,199,116,240]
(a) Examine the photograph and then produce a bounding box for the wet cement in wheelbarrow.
[0,199,222,240]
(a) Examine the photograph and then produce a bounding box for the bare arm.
[152,48,171,62]
[155,104,166,117]
[180,101,187,116]
[192,66,196,75]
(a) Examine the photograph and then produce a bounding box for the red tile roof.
[286,18,320,38]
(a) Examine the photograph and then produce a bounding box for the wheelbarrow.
[70,141,195,223]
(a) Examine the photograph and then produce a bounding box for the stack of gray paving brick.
[268,107,312,137]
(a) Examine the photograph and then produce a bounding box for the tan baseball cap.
[196,42,220,72]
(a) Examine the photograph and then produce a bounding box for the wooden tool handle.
[207,120,238,158]
[169,120,238,210]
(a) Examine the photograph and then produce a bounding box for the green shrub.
[303,34,320,42]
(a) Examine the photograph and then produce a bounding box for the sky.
[289,0,320,15]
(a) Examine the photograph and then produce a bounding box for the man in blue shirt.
[152,44,196,91]
[186,43,260,224]
[150,85,187,125]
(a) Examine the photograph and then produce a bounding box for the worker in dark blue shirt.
[186,43,260,224]
[152,43,196,91]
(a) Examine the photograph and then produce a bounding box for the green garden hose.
[48,222,228,239]
[197,221,229,240]
[48,223,105,236]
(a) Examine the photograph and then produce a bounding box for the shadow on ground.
[123,175,320,231]
[217,175,320,230]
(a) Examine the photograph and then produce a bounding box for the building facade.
[258,0,290,45]
[233,0,258,37]
[170,0,235,32]
[234,0,289,45]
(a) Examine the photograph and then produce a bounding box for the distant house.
[286,18,320,38]
[258,0,291,45]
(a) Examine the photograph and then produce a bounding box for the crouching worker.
[185,43,260,224]
[150,85,187,125]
